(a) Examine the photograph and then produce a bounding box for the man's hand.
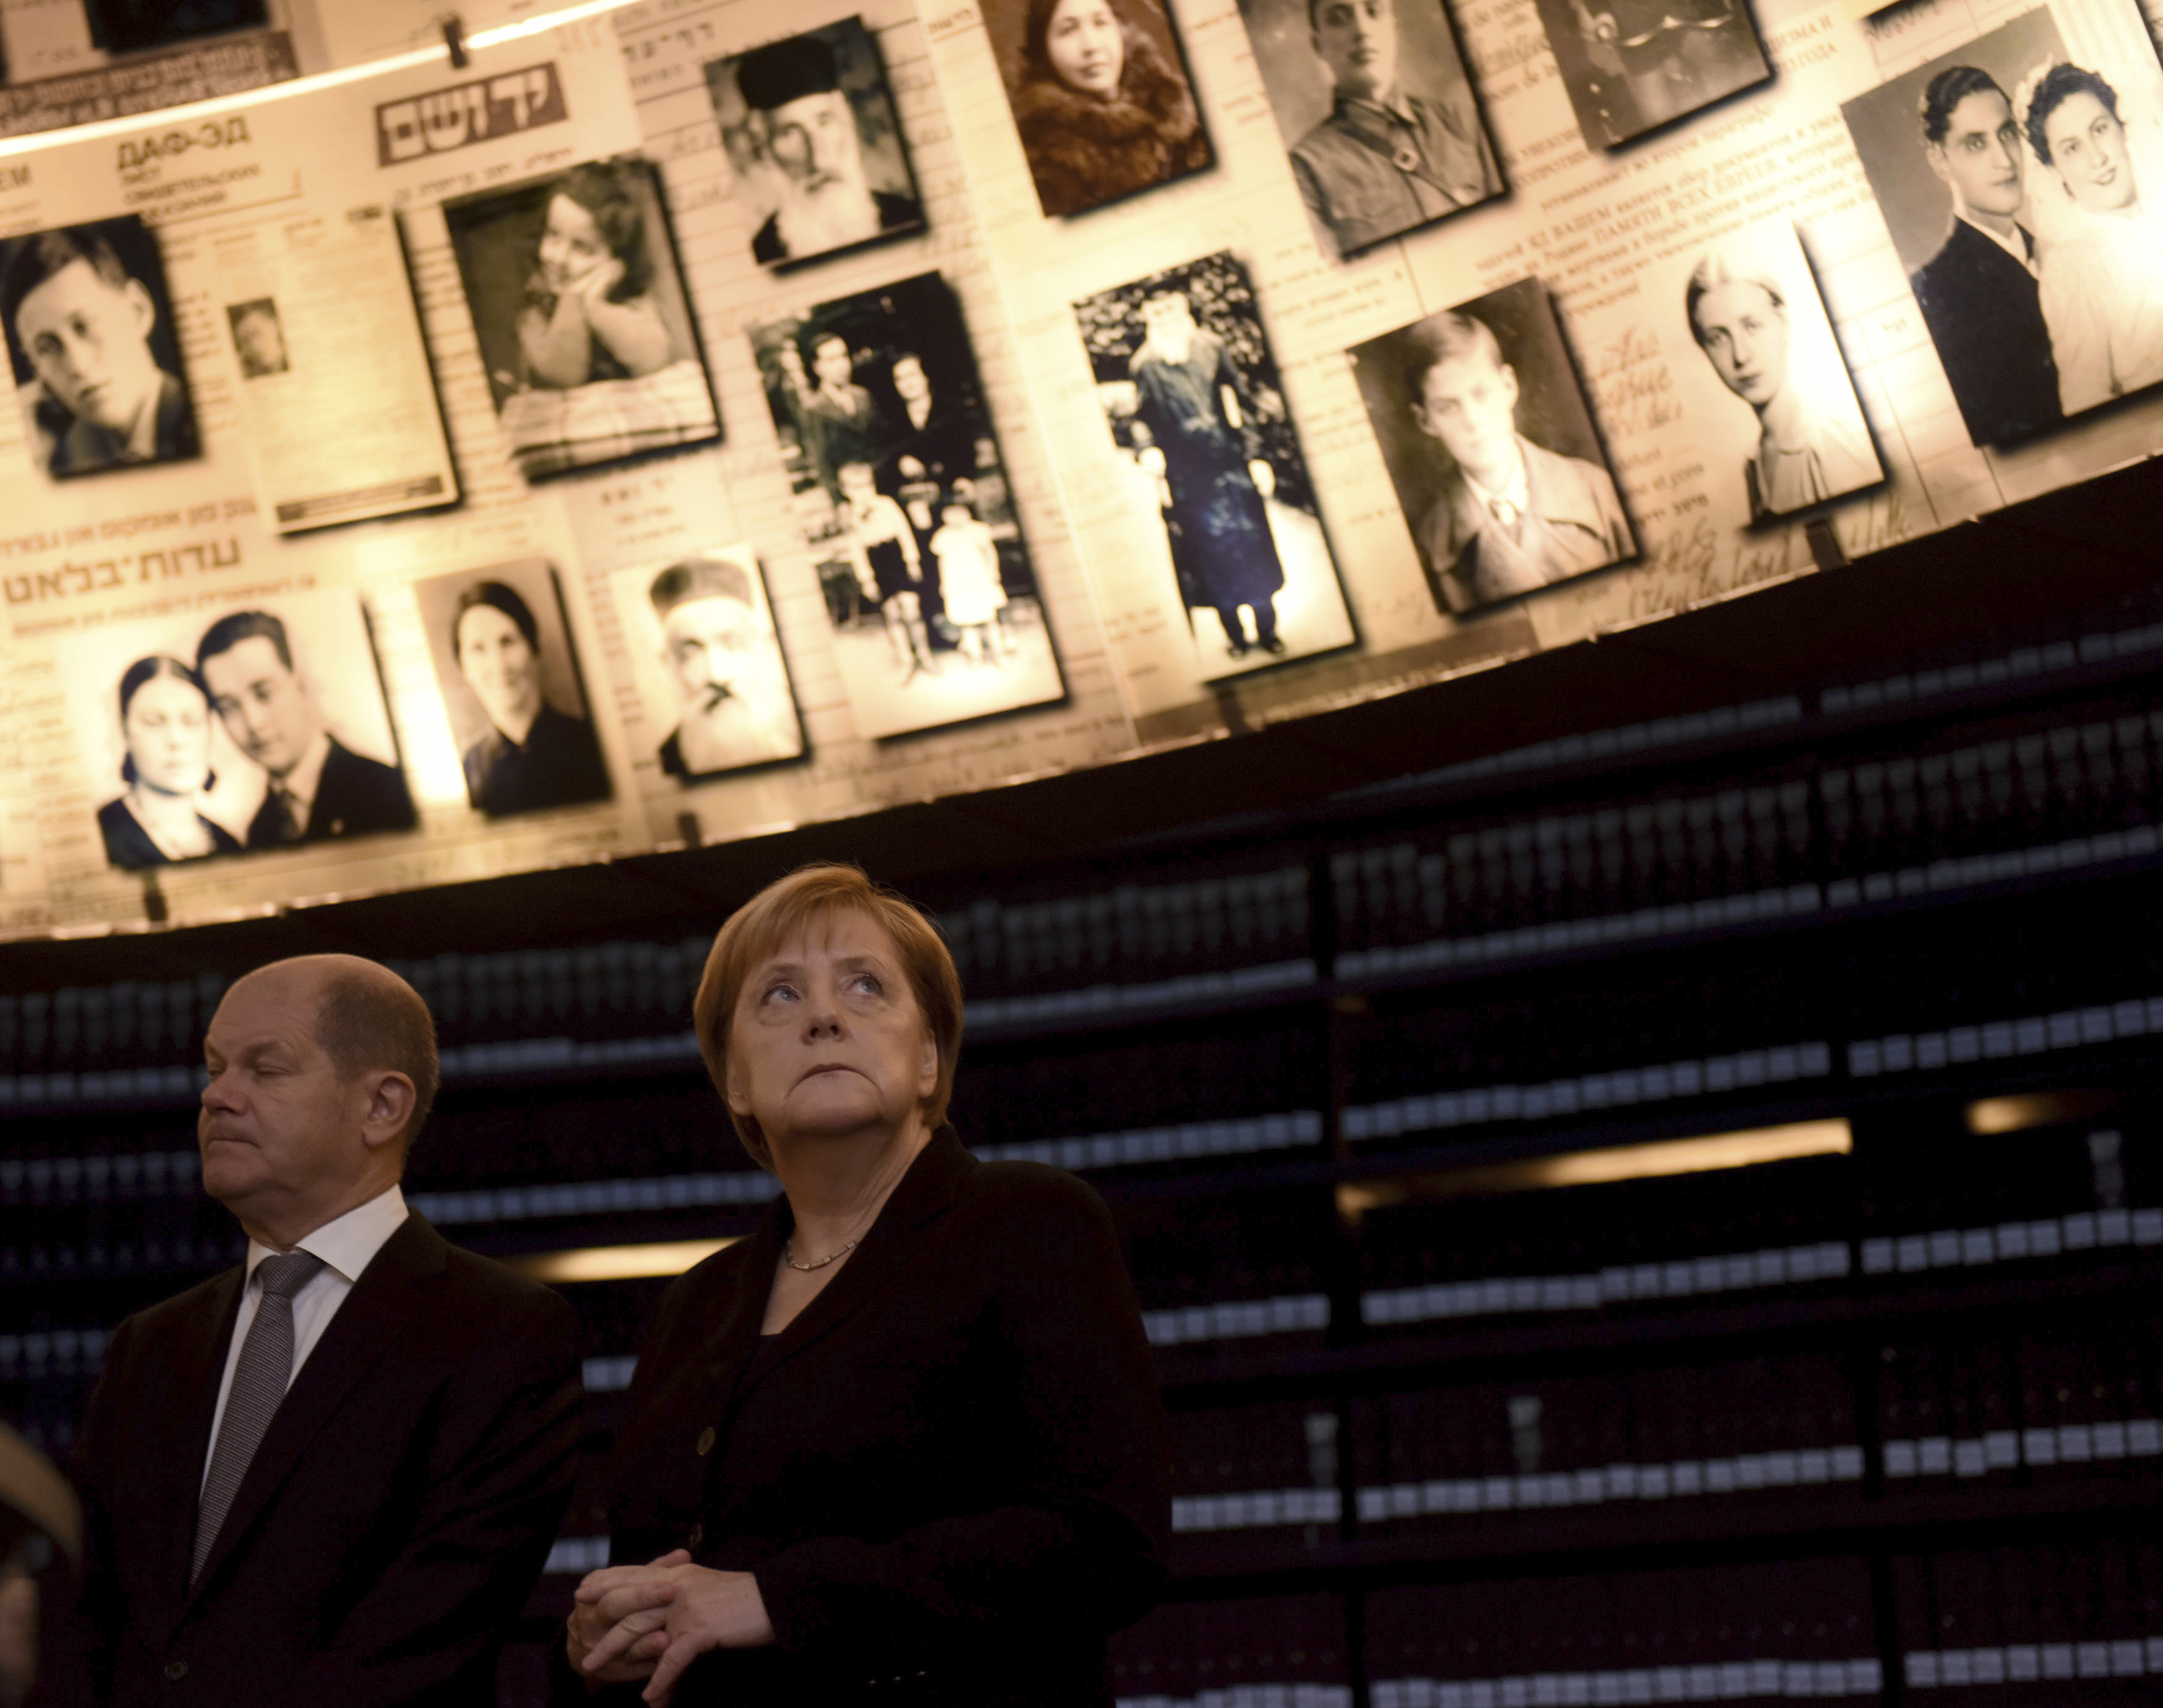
[568,1549,690,1686]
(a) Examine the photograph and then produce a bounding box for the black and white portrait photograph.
[55,590,414,872]
[1528,0,1769,150]
[706,19,926,269]
[1846,17,2163,437]
[1662,216,1881,522]
[984,0,1213,218]
[1077,251,1355,675]
[0,216,200,480]
[439,156,719,480]
[226,297,288,378]
[1237,0,1502,259]
[411,559,612,819]
[1348,277,1633,615]
[748,271,1066,739]
[607,547,806,783]
[87,0,266,53]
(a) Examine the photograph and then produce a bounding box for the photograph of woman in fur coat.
[997,0,1214,217]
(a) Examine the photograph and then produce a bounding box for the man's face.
[1691,281,1789,407]
[198,967,370,1231]
[200,634,320,779]
[1313,0,1398,103]
[812,336,855,391]
[1412,350,1519,487]
[1142,294,1195,345]
[762,90,862,192]
[1929,89,2023,220]
[234,308,286,374]
[15,259,161,432]
[2046,90,2136,213]
[664,594,785,716]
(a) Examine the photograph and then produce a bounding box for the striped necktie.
[191,1251,324,1584]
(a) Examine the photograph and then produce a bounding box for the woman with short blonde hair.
[566,863,1167,1706]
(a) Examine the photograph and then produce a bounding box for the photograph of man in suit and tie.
[1842,13,2070,449]
[43,954,582,1707]
[1349,279,1635,615]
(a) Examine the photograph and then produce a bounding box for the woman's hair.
[116,654,212,788]
[1020,0,1135,91]
[549,162,654,302]
[2025,63,2119,166]
[452,580,540,662]
[1683,251,1787,347]
[692,863,963,1170]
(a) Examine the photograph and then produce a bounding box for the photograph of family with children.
[439,156,720,480]
[61,591,414,874]
[750,271,1067,740]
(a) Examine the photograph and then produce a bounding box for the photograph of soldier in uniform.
[1237,0,1502,259]
[0,217,200,480]
[440,157,719,479]
[1528,0,1769,148]
[1077,251,1355,677]
[984,0,1213,218]
[60,590,414,871]
[412,560,612,819]
[706,20,925,268]
[227,298,289,378]
[750,272,1065,738]
[610,551,806,784]
[1841,13,2067,448]
[1674,218,1882,521]
[1349,278,1634,615]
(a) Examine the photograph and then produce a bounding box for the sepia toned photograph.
[87,0,267,53]
[1077,251,1355,675]
[1845,16,2163,439]
[1348,277,1633,615]
[412,560,612,819]
[440,156,719,480]
[983,0,1213,218]
[1238,0,1503,260]
[226,297,288,378]
[607,547,806,784]
[54,591,413,872]
[1669,216,1882,521]
[706,19,925,269]
[1528,0,1769,150]
[748,271,1066,740]
[0,216,200,480]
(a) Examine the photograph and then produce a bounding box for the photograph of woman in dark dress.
[562,864,1167,1704]
[96,656,242,871]
[446,580,611,818]
[997,0,1213,217]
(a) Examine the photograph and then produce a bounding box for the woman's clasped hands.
[568,1549,776,1704]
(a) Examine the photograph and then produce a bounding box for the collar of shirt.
[1340,88,1416,128]
[1461,438,1531,517]
[273,729,333,826]
[245,1182,410,1290]
[1955,209,2036,276]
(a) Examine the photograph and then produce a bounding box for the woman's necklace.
[782,1234,861,1272]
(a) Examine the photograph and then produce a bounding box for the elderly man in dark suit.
[195,611,417,848]
[41,954,582,1708]
[1908,64,2061,447]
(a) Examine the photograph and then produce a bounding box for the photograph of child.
[748,271,1065,739]
[606,548,806,783]
[410,559,612,819]
[0,217,200,480]
[705,20,926,269]
[440,156,719,479]
[1077,251,1355,677]
[1348,278,1634,615]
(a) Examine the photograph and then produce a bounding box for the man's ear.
[1925,144,1951,189]
[1500,363,1521,412]
[122,278,156,341]
[359,1070,417,1158]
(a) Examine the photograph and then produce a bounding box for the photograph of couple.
[70,594,414,873]
[1845,11,2163,446]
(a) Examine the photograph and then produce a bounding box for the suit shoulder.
[439,1241,578,1330]
[120,1266,240,1338]
[960,1156,1114,1232]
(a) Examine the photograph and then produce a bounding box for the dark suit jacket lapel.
[730,1129,973,1406]
[182,1212,443,1607]
[157,1269,246,1615]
